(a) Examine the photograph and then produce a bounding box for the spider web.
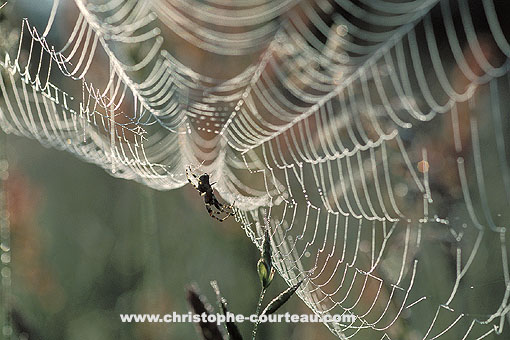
[1,0,510,338]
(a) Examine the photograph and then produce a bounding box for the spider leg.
[215,214,233,222]
[213,198,235,216]
[213,198,232,212]
[224,200,235,213]
[213,198,223,210]
[206,204,214,216]
[206,204,232,222]
[186,167,201,192]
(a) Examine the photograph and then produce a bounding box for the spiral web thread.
[1,0,510,338]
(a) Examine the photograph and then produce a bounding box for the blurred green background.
[3,132,332,340]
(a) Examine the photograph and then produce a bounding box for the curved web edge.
[1,0,510,339]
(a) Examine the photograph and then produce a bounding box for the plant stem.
[251,287,266,340]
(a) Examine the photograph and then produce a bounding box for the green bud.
[257,230,275,288]
[257,258,275,289]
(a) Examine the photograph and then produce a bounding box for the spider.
[186,167,235,222]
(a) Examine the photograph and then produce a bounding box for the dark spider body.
[186,168,235,222]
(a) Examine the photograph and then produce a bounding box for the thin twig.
[251,287,266,340]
